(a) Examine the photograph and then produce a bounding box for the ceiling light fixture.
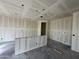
[21,4,24,6]
[17,0,24,7]
[42,9,45,11]
[40,16,43,18]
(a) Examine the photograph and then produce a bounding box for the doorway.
[41,22,46,36]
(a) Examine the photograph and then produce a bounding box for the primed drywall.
[48,16,72,45]
[72,11,79,52]
[0,15,38,42]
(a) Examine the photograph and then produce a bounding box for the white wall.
[0,15,38,42]
[71,11,79,52]
[48,16,72,45]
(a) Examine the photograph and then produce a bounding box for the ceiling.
[0,0,79,19]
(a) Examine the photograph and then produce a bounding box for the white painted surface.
[15,36,47,55]
[72,11,79,52]
[48,16,72,46]
[15,20,47,55]
[0,0,78,19]
[0,16,38,43]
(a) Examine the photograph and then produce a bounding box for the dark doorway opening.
[41,22,46,36]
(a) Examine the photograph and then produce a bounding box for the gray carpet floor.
[0,39,79,59]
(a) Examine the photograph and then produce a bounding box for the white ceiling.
[0,0,79,19]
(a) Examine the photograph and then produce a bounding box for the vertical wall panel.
[0,16,2,27]
[0,16,38,42]
[4,16,9,28]
[72,11,79,52]
[48,16,72,46]
[8,16,13,28]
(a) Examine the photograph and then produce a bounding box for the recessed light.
[21,4,24,6]
[42,9,45,11]
[40,16,43,18]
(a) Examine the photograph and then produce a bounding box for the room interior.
[0,0,79,59]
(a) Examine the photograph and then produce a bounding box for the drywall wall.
[72,11,79,52]
[0,15,38,42]
[48,16,72,45]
